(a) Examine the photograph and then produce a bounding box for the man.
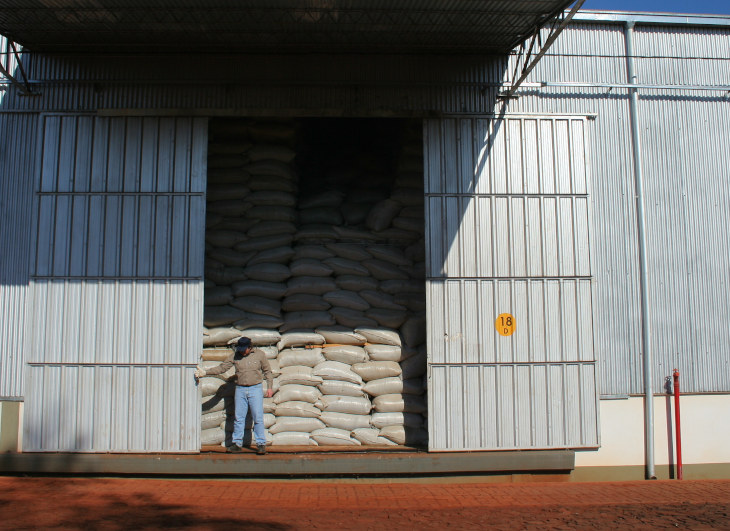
[195,337,273,455]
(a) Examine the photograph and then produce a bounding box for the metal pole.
[673,369,683,480]
[624,20,656,480]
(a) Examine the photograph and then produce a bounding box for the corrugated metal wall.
[424,116,599,451]
[0,112,36,399]
[23,115,206,452]
[0,17,727,445]
[505,22,730,395]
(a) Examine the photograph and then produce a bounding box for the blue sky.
[581,0,730,15]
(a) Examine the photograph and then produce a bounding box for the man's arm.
[198,359,233,377]
[260,353,274,397]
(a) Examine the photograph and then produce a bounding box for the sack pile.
[200,119,428,448]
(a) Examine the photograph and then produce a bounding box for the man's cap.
[235,337,252,351]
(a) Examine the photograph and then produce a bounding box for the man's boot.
[256,444,266,455]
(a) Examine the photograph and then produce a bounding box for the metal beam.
[0,40,34,94]
[500,0,586,100]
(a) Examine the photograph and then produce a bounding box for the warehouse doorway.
[200,118,427,450]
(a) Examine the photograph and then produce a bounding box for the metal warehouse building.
[1,2,729,479]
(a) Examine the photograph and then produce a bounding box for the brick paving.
[0,476,728,529]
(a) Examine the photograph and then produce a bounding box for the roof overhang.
[0,1,576,54]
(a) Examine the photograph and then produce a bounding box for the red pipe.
[673,368,683,480]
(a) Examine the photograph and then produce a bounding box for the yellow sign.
[496,313,516,336]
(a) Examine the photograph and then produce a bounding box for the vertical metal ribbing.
[625,21,655,481]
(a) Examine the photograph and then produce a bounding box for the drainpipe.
[624,21,656,480]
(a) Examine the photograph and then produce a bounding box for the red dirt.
[0,477,728,530]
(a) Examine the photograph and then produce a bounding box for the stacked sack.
[200,118,428,448]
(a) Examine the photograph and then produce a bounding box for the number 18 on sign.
[496,313,516,336]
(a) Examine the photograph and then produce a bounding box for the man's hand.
[194,366,206,378]
[265,389,274,398]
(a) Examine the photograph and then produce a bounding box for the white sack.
[269,417,325,434]
[244,328,281,346]
[280,312,335,332]
[203,327,241,347]
[201,410,227,430]
[316,395,372,415]
[323,257,369,276]
[317,380,366,397]
[373,394,427,414]
[271,432,318,446]
[199,377,227,397]
[277,366,324,386]
[205,286,234,306]
[206,230,248,248]
[380,279,424,295]
[204,305,247,327]
[233,313,284,331]
[286,276,337,295]
[351,428,398,446]
[201,427,226,446]
[325,243,372,261]
[363,377,424,397]
[273,401,322,419]
[292,245,335,261]
[354,327,402,347]
[364,344,402,362]
[247,246,297,266]
[366,199,402,231]
[277,331,326,350]
[243,263,291,283]
[322,345,368,365]
[310,428,361,446]
[335,275,379,292]
[273,384,321,404]
[366,245,412,267]
[315,326,367,346]
[278,348,326,368]
[379,425,428,446]
[282,294,331,312]
[231,280,288,299]
[205,267,248,286]
[366,308,408,329]
[371,412,423,429]
[312,361,364,385]
[359,290,406,311]
[264,413,276,429]
[295,225,338,240]
[352,361,402,381]
[247,221,297,238]
[401,314,427,347]
[231,296,281,318]
[289,258,334,277]
[330,308,377,329]
[400,349,427,378]
[208,248,254,268]
[362,259,409,281]
[258,346,279,360]
[319,412,371,431]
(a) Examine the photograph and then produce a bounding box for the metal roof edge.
[572,10,730,27]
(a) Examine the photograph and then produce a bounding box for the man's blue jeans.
[233,383,266,446]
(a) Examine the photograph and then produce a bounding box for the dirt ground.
[0,476,728,530]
